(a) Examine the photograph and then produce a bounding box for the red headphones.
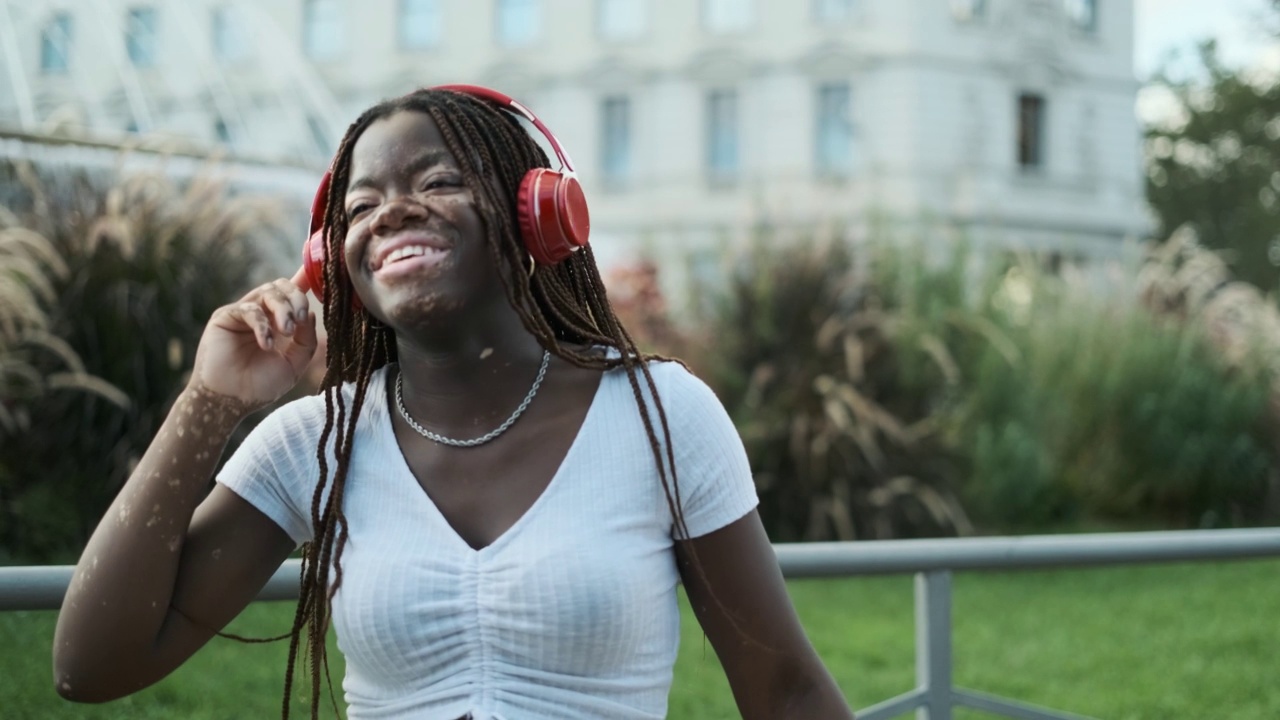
[300,84,590,301]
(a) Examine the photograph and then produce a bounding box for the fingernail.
[296,308,308,321]
[265,335,274,349]
[284,319,296,334]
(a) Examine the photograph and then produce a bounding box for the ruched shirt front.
[217,360,758,719]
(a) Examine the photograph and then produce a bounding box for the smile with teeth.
[375,244,448,271]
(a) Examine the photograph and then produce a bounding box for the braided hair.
[282,89,701,718]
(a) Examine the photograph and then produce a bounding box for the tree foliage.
[1145,28,1280,291]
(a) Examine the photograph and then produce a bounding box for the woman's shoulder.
[646,356,700,381]
[650,360,729,421]
[596,352,723,419]
[642,357,707,396]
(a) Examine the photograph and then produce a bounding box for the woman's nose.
[370,196,429,235]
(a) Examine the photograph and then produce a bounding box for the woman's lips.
[372,247,451,282]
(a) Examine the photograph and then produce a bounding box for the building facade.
[0,0,1149,276]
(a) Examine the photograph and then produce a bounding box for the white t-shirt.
[217,359,758,720]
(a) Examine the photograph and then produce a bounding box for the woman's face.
[341,110,505,330]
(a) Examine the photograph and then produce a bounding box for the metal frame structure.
[4,528,1279,719]
[0,0,344,159]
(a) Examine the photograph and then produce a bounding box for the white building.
[0,0,1149,277]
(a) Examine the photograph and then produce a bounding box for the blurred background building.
[0,0,1149,275]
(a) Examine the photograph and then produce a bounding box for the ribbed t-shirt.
[216,359,758,719]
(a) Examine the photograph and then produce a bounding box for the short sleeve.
[659,364,759,539]
[216,396,326,546]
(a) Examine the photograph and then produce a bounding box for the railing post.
[916,570,953,720]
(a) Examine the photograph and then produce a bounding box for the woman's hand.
[188,272,318,411]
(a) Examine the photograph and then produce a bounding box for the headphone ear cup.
[303,228,327,300]
[301,228,363,310]
[517,169,590,266]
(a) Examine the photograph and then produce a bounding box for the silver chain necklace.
[394,350,551,448]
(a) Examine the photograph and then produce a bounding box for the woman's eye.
[422,176,462,191]
[347,202,373,220]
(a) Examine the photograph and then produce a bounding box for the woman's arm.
[53,277,317,702]
[677,510,855,720]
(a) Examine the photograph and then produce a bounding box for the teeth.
[381,245,444,269]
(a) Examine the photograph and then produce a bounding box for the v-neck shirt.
[217,359,758,719]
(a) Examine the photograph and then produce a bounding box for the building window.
[598,0,647,40]
[40,12,73,74]
[212,6,248,62]
[125,7,158,67]
[815,83,852,178]
[1017,93,1046,170]
[600,96,632,187]
[214,118,232,144]
[400,0,441,49]
[1063,0,1097,32]
[951,0,986,22]
[706,89,739,184]
[703,0,753,34]
[303,0,343,60]
[814,0,854,22]
[496,0,541,46]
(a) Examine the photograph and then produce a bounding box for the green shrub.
[688,233,975,541]
[0,161,287,561]
[952,258,1276,530]
[681,231,1277,537]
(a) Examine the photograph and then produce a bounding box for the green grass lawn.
[3,559,1278,719]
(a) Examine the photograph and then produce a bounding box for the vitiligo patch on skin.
[180,384,257,423]
[403,294,442,318]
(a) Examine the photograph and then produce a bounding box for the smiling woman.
[51,86,853,720]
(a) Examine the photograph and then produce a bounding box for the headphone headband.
[431,84,577,174]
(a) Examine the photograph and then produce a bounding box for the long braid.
[277,105,389,719]
[278,89,720,720]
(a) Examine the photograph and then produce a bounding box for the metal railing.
[4,527,1280,720]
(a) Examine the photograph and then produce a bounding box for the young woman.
[54,86,853,720]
